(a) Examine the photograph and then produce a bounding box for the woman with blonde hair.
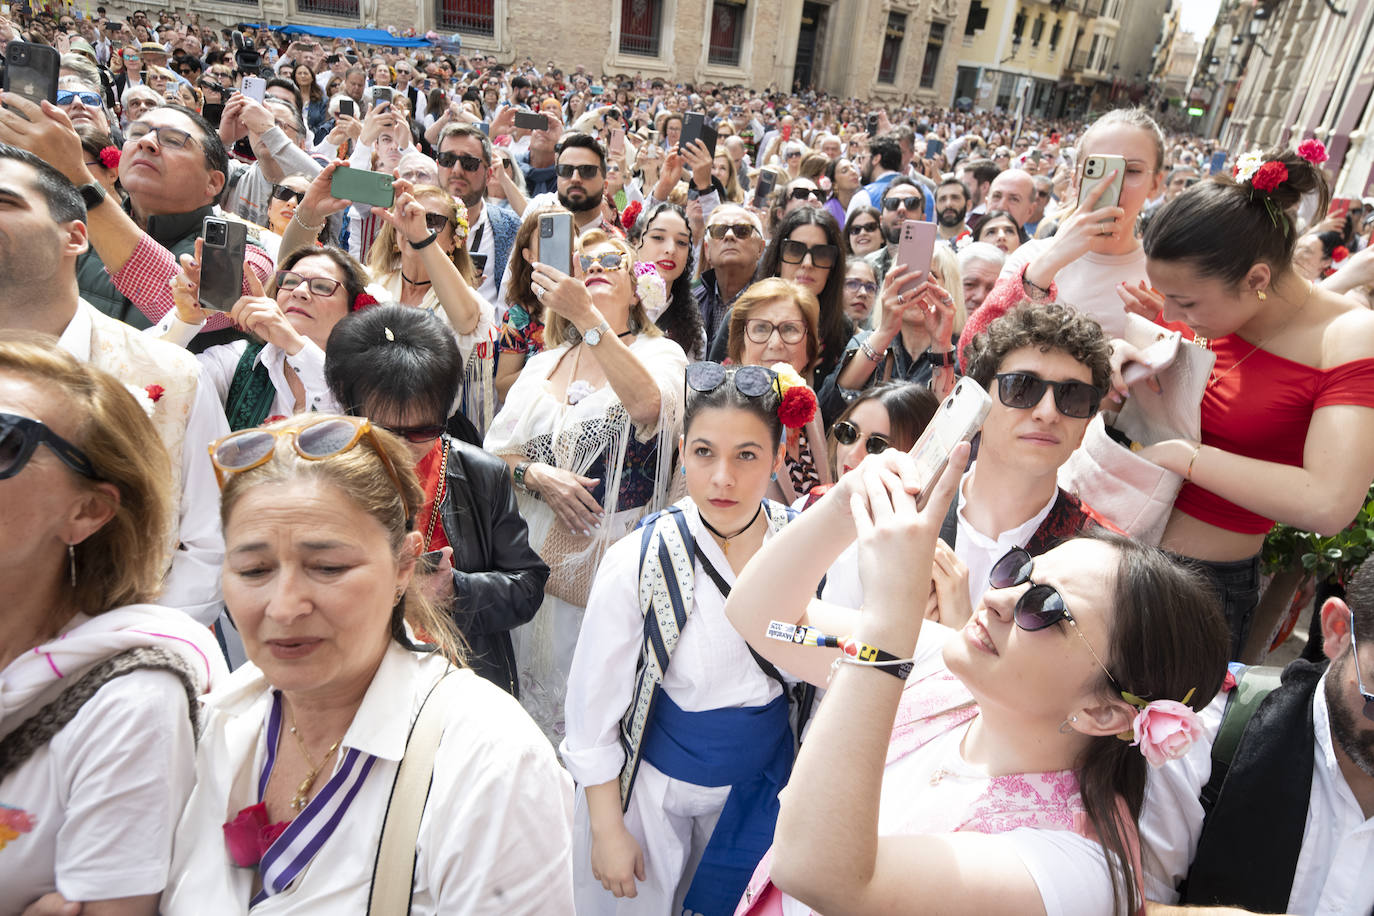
[712,151,744,203]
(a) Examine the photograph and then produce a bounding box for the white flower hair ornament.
[634,261,668,322]
[1232,150,1265,184]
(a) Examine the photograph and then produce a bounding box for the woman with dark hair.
[823,157,862,228]
[325,305,549,697]
[166,244,373,429]
[1111,144,1374,659]
[628,201,707,358]
[728,451,1230,916]
[293,62,329,142]
[972,208,1028,255]
[844,203,884,258]
[824,380,938,480]
[755,206,850,385]
[496,203,570,401]
[1293,228,1346,281]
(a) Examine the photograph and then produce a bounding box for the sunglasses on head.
[0,412,98,481]
[988,546,1119,688]
[686,361,779,398]
[707,222,757,240]
[881,196,920,212]
[579,252,625,271]
[271,186,305,204]
[436,151,483,172]
[1349,615,1374,723]
[779,239,839,269]
[995,372,1101,420]
[848,220,879,234]
[789,186,823,202]
[832,419,890,455]
[556,163,602,179]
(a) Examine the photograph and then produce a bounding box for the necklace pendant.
[291,773,317,811]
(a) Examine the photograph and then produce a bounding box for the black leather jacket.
[438,440,548,696]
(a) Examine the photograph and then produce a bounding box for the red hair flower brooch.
[1334,245,1350,263]
[1298,138,1329,165]
[621,200,642,231]
[771,362,818,430]
[223,802,289,867]
[97,146,121,170]
[1251,160,1288,194]
[352,292,378,312]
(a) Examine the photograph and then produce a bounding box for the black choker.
[700,501,763,555]
[401,271,432,286]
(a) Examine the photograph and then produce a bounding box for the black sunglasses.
[847,220,879,234]
[1350,615,1374,722]
[988,547,1119,688]
[995,372,1101,420]
[706,223,757,240]
[381,422,447,443]
[271,186,305,204]
[424,212,453,232]
[779,239,839,269]
[0,412,98,480]
[789,186,823,202]
[436,151,483,172]
[556,163,602,179]
[686,361,779,399]
[832,420,890,455]
[881,196,920,212]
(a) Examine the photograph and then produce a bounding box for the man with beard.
[844,134,902,220]
[1143,557,1374,914]
[436,123,518,302]
[862,177,924,284]
[934,178,970,247]
[521,133,618,238]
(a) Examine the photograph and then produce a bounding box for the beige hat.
[140,41,168,57]
[68,37,97,61]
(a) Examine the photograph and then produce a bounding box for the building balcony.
[1068,49,1089,72]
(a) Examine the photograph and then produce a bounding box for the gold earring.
[1257,289,1267,301]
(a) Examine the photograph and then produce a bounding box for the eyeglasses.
[995,372,1102,420]
[881,196,921,212]
[424,212,453,232]
[379,421,447,444]
[275,270,344,297]
[789,186,823,202]
[208,416,408,519]
[686,361,779,398]
[706,223,758,240]
[779,239,839,269]
[744,318,807,345]
[0,412,97,481]
[56,89,102,107]
[271,186,305,204]
[832,419,890,455]
[125,123,196,150]
[844,278,877,296]
[578,252,625,271]
[988,546,1119,689]
[847,220,879,234]
[785,150,802,159]
[556,163,602,179]
[436,151,483,172]
[1349,615,1374,723]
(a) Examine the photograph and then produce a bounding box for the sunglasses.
[744,318,807,345]
[686,361,779,398]
[0,412,98,481]
[424,212,453,232]
[988,546,1119,688]
[436,151,483,172]
[556,163,602,179]
[789,186,823,202]
[208,416,408,519]
[847,220,879,234]
[1350,615,1374,723]
[579,252,625,271]
[707,223,757,240]
[125,123,196,150]
[380,421,447,443]
[275,270,344,297]
[271,186,305,204]
[779,239,839,269]
[56,89,102,107]
[995,372,1102,420]
[832,419,890,455]
[844,278,877,296]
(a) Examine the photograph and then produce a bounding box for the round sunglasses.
[995,372,1102,420]
[832,419,890,455]
[686,361,778,398]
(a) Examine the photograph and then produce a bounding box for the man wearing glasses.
[693,204,765,343]
[435,123,517,303]
[1144,557,1374,915]
[863,177,927,284]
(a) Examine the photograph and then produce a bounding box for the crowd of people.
[4,6,1374,916]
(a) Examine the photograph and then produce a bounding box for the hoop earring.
[68,543,77,588]
[1058,715,1079,735]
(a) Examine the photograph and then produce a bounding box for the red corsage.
[223,802,289,867]
[1334,245,1350,263]
[1251,160,1288,193]
[621,200,642,231]
[778,385,818,430]
[144,383,165,403]
[1297,138,1329,165]
[97,145,120,170]
[352,292,378,311]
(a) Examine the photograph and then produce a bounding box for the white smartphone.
[240,75,266,103]
[895,219,938,294]
[908,377,992,507]
[1078,154,1125,212]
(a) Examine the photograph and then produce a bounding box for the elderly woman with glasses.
[1,336,224,916]
[485,230,688,739]
[159,413,573,912]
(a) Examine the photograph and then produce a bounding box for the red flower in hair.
[144,384,164,403]
[777,385,818,430]
[97,145,120,170]
[621,200,642,231]
[1334,245,1350,263]
[352,292,378,311]
[1297,139,1329,165]
[1251,160,1288,193]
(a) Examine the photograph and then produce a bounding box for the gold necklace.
[1206,281,1316,390]
[287,708,342,812]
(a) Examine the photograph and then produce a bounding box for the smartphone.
[240,75,266,103]
[478,121,490,136]
[1330,197,1354,221]
[372,85,392,105]
[538,211,574,277]
[470,253,488,273]
[681,111,717,155]
[907,377,992,508]
[925,138,944,158]
[198,217,247,312]
[337,98,355,118]
[2,41,60,108]
[1208,150,1228,175]
[895,219,938,291]
[331,165,395,208]
[609,128,625,156]
[866,113,879,136]
[417,549,444,574]
[1078,154,1125,212]
[1122,331,1182,387]
[752,168,778,208]
[514,109,549,131]
[1030,148,1043,164]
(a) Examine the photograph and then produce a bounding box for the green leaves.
[1262,484,1374,584]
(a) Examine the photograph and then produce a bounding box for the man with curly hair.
[930,301,1117,624]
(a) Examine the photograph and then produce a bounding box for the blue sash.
[641,690,793,916]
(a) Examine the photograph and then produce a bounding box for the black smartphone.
[3,41,60,109]
[680,111,717,155]
[514,109,549,131]
[337,98,355,118]
[331,166,395,208]
[470,253,488,273]
[372,86,393,105]
[866,113,879,136]
[752,169,777,208]
[198,217,247,312]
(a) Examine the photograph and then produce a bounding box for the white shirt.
[162,643,575,915]
[953,466,1057,609]
[57,302,229,624]
[471,204,500,306]
[999,238,1149,341]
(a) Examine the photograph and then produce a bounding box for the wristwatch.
[76,181,107,211]
[512,460,532,492]
[582,319,612,346]
[926,348,957,368]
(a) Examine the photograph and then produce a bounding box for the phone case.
[514,110,548,131]
[681,112,705,150]
[609,129,625,155]
[753,170,777,206]
[331,167,395,208]
[2,41,60,107]
[1079,154,1125,212]
[908,378,992,505]
[198,218,248,312]
[539,212,573,277]
[896,220,938,287]
[240,76,266,103]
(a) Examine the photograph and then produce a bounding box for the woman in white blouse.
[160,413,574,913]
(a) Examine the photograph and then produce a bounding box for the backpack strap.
[1200,664,1283,815]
